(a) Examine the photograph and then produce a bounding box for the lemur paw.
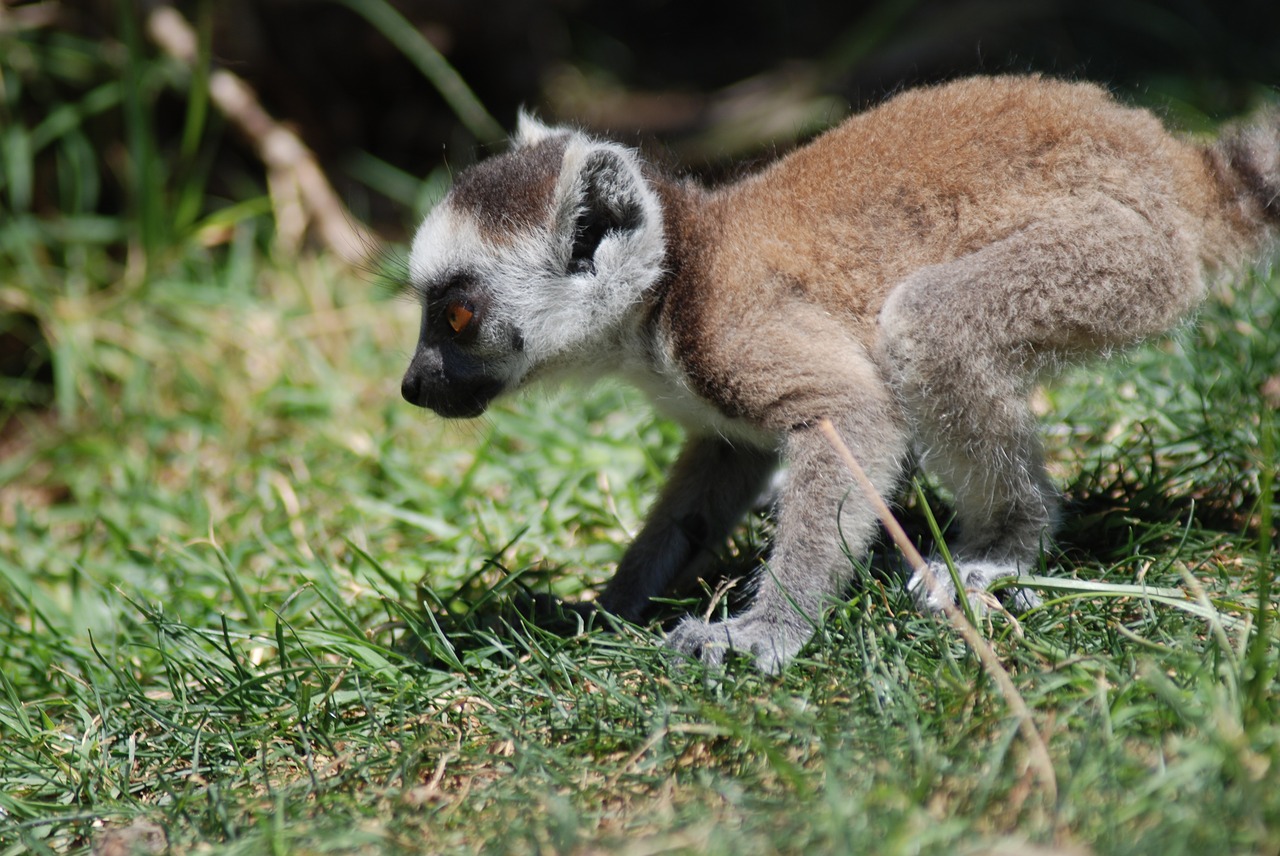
[665,612,812,674]
[907,560,1042,614]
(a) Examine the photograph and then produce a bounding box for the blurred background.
[202,0,1280,224]
[2,0,1279,441]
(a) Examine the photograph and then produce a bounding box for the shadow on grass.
[1058,430,1267,564]
[393,429,1268,671]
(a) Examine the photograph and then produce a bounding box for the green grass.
[3,11,1280,856]
[2,245,1277,855]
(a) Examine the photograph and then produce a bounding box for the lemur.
[399,75,1279,672]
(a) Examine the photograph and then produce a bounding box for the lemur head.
[401,114,666,418]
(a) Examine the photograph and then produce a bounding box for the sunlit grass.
[1,238,1277,853]
[2,11,1278,855]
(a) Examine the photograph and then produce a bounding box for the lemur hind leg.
[877,196,1205,611]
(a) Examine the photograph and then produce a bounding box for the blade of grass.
[118,1,165,263]
[912,477,979,626]
[172,0,214,235]
[29,82,123,154]
[345,538,409,601]
[203,529,263,630]
[2,121,34,212]
[999,575,1252,630]
[1244,401,1276,728]
[330,0,504,142]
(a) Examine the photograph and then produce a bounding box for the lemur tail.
[1213,109,1280,228]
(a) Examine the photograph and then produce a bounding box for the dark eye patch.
[422,270,486,343]
[424,270,479,302]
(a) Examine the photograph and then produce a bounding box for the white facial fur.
[405,126,667,395]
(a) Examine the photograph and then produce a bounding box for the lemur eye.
[445,301,474,334]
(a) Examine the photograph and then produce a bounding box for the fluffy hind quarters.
[877,195,1206,610]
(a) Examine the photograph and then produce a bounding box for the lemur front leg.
[666,343,908,673]
[597,436,778,622]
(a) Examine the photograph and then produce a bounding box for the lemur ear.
[557,146,646,276]
[514,109,560,147]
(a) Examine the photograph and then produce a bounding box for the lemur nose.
[401,371,426,407]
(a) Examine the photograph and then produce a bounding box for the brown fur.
[451,136,570,237]
[658,76,1259,424]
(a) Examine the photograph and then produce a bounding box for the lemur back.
[400,75,1280,672]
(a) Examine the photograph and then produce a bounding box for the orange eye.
[445,301,474,334]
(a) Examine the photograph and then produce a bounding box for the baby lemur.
[400,75,1279,672]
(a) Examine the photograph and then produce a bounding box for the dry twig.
[146,5,375,265]
[817,417,1058,803]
